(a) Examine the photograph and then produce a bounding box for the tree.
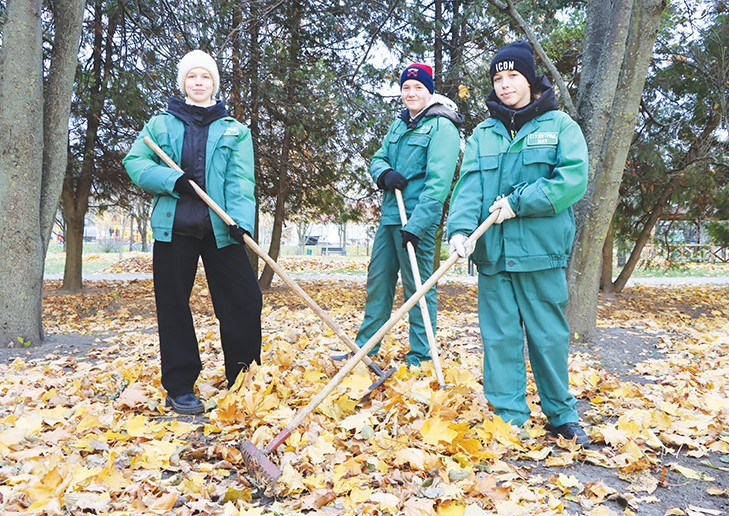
[564,0,667,338]
[606,9,728,292]
[0,0,85,346]
[61,0,120,292]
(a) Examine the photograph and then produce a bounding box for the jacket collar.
[485,76,558,135]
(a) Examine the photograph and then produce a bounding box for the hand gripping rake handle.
[244,210,498,483]
[142,136,388,378]
[395,189,445,389]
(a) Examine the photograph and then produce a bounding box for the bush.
[706,221,729,246]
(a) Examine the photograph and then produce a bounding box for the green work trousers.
[355,223,437,366]
[478,268,578,427]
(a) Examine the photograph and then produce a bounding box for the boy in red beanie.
[343,63,462,367]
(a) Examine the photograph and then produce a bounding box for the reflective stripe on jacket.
[123,112,255,248]
[447,109,588,274]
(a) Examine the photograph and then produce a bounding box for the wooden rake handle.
[395,189,445,388]
[142,136,375,368]
[276,210,498,437]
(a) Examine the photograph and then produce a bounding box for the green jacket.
[447,109,588,274]
[371,114,461,238]
[123,112,255,248]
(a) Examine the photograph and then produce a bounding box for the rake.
[142,136,397,398]
[395,188,445,389]
[240,210,499,485]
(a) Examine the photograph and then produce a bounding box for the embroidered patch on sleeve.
[224,126,240,136]
[527,132,558,146]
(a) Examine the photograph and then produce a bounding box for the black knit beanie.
[489,41,538,89]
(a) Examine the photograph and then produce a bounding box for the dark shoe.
[331,351,355,361]
[165,393,204,415]
[548,422,590,446]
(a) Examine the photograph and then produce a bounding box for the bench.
[321,246,346,256]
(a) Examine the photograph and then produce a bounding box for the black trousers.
[153,233,262,396]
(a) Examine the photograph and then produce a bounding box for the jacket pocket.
[406,134,431,148]
[154,131,176,165]
[211,135,238,175]
[522,147,557,166]
[478,155,499,171]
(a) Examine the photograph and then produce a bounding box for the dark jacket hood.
[399,94,465,129]
[166,97,229,126]
[486,76,558,133]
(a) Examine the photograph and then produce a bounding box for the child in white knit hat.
[124,50,262,415]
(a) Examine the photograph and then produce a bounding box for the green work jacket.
[371,115,461,238]
[123,112,255,248]
[447,109,588,274]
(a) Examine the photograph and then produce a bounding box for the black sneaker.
[165,393,204,415]
[548,422,590,446]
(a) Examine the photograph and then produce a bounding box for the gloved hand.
[489,195,516,224]
[174,173,201,199]
[228,225,249,244]
[377,169,408,191]
[401,230,420,251]
[449,234,474,258]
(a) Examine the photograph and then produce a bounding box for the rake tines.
[240,440,282,486]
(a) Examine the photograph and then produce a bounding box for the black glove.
[228,224,249,244]
[174,173,201,199]
[377,169,408,191]
[401,230,420,252]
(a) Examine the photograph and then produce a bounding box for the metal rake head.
[240,440,282,486]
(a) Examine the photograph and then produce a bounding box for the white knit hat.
[177,50,220,98]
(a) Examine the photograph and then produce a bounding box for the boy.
[349,64,462,366]
[124,50,261,415]
[448,41,590,444]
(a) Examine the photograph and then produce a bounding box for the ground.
[0,260,727,515]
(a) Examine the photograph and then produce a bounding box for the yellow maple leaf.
[124,414,148,437]
[348,486,373,506]
[338,412,372,432]
[278,462,307,495]
[599,424,629,447]
[395,447,427,470]
[420,417,459,445]
[371,492,400,512]
[305,433,336,464]
[129,440,178,469]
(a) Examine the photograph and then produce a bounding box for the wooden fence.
[641,244,729,263]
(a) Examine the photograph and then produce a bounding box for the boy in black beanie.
[448,41,590,445]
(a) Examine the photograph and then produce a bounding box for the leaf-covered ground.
[1,263,728,515]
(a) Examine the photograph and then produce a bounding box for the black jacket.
[166,97,229,239]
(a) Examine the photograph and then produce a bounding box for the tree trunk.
[246,1,263,272]
[0,0,45,346]
[600,222,614,292]
[565,0,666,340]
[137,215,149,252]
[62,194,85,292]
[612,196,669,293]
[41,0,86,250]
[259,128,293,289]
[258,0,301,289]
[60,169,91,292]
[434,0,443,92]
[61,0,117,293]
[0,0,84,346]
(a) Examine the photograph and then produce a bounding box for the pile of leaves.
[0,279,727,514]
[98,255,369,276]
